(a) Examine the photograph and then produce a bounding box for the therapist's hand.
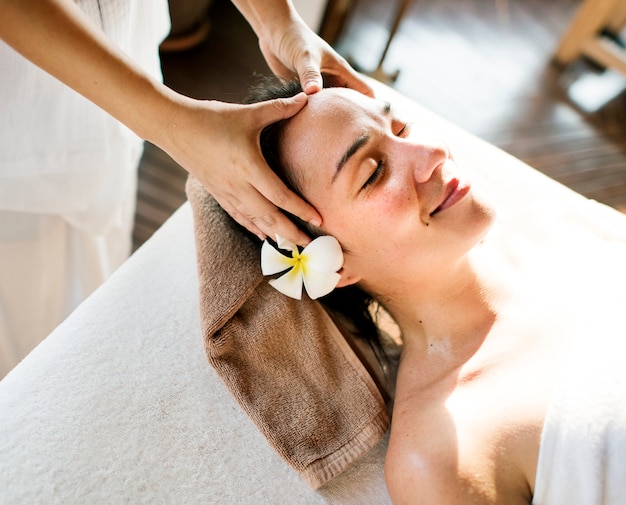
[258,17,373,97]
[231,0,372,97]
[162,91,319,246]
[0,0,347,246]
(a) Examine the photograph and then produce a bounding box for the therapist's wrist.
[135,83,193,148]
[144,91,226,183]
[241,0,301,45]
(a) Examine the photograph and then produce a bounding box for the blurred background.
[133,0,626,250]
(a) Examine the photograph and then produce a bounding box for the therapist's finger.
[322,64,374,97]
[254,91,309,127]
[247,173,320,246]
[245,154,321,228]
[226,204,266,241]
[251,204,314,247]
[216,169,317,245]
[224,190,313,246]
[293,52,324,94]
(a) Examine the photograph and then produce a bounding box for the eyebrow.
[333,101,393,182]
[334,134,369,182]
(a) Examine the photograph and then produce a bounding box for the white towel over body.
[533,292,626,504]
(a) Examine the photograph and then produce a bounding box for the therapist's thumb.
[259,92,308,125]
[296,59,324,94]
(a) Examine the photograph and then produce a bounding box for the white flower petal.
[261,234,344,300]
[275,234,297,253]
[302,271,341,300]
[269,266,303,300]
[261,240,295,275]
[301,236,344,273]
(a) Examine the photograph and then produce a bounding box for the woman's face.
[281,88,494,295]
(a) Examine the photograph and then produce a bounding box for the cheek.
[323,187,417,245]
[363,186,420,245]
[374,185,413,216]
[328,204,414,264]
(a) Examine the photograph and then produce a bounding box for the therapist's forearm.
[0,0,179,146]
[230,0,300,40]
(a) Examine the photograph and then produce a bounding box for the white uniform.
[0,0,171,377]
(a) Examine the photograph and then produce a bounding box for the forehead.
[281,88,382,178]
[286,87,380,135]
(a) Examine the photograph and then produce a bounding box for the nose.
[396,136,449,184]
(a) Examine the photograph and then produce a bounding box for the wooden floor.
[133,0,626,251]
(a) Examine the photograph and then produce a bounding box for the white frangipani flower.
[261,234,344,300]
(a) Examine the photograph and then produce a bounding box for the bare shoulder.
[385,358,549,505]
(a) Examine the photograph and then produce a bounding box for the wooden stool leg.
[366,0,413,83]
[319,0,356,45]
[554,0,623,65]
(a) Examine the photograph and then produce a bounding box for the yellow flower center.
[292,250,305,274]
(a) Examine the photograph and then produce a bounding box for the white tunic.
[0,0,171,377]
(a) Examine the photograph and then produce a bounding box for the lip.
[430,177,471,217]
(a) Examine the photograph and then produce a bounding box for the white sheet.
[0,204,391,505]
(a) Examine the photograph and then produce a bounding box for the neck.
[381,238,518,365]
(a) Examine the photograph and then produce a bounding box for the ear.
[336,266,361,288]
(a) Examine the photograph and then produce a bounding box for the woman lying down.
[245,80,626,505]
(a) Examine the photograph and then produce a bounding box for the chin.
[450,188,496,249]
[473,190,497,235]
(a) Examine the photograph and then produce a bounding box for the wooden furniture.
[320,0,413,83]
[363,0,413,83]
[319,0,356,44]
[554,0,626,76]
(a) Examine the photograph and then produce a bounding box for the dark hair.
[245,77,395,384]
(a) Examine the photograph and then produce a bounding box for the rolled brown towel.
[186,176,391,489]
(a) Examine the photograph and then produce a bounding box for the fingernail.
[304,82,321,94]
[309,218,322,227]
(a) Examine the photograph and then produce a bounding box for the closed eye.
[395,122,411,137]
[362,159,385,190]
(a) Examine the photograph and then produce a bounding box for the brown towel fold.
[186,176,390,489]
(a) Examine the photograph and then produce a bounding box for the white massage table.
[0,200,390,504]
[1,83,624,504]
